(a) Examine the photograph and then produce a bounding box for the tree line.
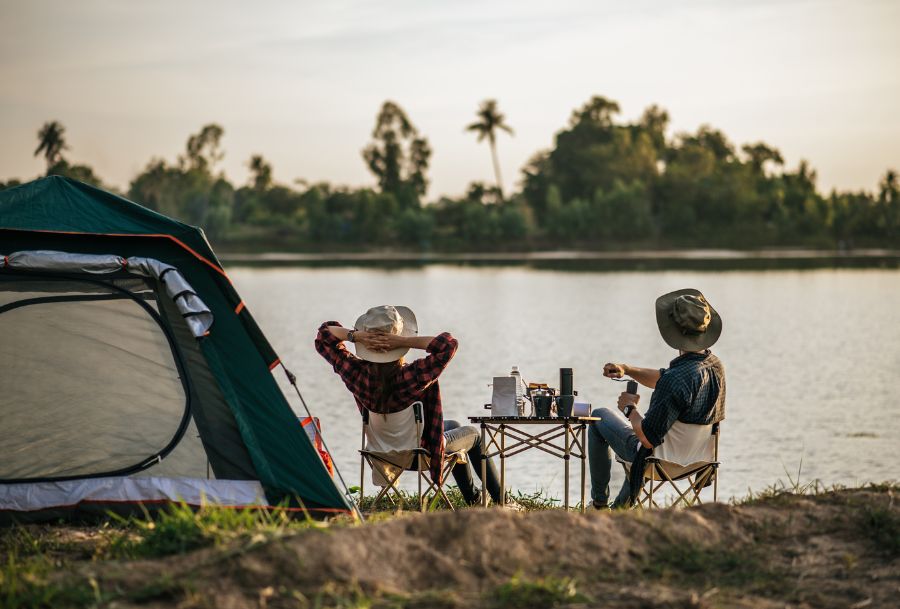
[4,95,898,251]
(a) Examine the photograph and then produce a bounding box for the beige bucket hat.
[655,289,722,351]
[353,305,418,363]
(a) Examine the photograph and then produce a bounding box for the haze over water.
[230,265,900,502]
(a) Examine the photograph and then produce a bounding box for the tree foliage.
[362,101,431,202]
[4,99,899,252]
[129,124,233,238]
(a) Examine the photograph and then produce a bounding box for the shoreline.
[218,248,900,270]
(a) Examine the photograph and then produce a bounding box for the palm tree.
[247,154,273,190]
[34,121,68,173]
[466,100,513,199]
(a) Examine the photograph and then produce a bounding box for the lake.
[228,265,900,504]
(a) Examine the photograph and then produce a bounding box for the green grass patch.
[101,501,320,559]
[642,535,783,592]
[858,503,900,558]
[353,486,562,513]
[488,574,587,608]
[0,550,97,609]
[0,526,87,560]
[355,487,468,512]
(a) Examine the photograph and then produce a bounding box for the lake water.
[228,265,900,504]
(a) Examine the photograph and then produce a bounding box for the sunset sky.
[1,0,897,197]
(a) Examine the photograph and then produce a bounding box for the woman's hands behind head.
[354,331,403,353]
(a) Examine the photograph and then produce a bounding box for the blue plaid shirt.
[641,350,726,447]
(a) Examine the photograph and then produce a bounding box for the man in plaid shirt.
[315,306,502,505]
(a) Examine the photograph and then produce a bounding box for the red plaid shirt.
[315,322,458,484]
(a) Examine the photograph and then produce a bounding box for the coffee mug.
[533,394,553,418]
[556,395,574,418]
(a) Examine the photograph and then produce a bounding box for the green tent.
[0,176,353,521]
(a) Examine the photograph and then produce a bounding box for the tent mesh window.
[0,274,204,481]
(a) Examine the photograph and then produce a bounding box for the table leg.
[580,424,586,514]
[564,423,570,510]
[499,424,506,507]
[480,423,488,507]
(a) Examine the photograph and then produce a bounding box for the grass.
[488,574,587,608]
[858,501,900,558]
[0,550,98,609]
[733,476,900,559]
[2,483,896,608]
[0,502,328,609]
[244,582,462,609]
[100,500,323,559]
[352,486,563,513]
[642,534,782,592]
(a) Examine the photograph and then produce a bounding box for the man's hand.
[603,363,627,379]
[604,362,662,390]
[617,391,640,414]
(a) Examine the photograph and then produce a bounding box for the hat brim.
[353,305,418,363]
[655,289,723,351]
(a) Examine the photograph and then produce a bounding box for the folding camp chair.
[619,422,720,509]
[358,401,467,511]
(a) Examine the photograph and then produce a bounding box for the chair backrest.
[360,402,426,488]
[652,421,719,466]
[361,402,424,454]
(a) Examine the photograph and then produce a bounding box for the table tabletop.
[468,416,600,424]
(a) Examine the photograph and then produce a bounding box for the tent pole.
[280,364,364,522]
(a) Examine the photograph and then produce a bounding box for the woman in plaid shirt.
[315,305,502,506]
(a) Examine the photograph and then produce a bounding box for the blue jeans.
[443,420,502,504]
[588,407,640,508]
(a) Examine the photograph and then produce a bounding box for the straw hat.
[655,289,722,351]
[353,305,418,363]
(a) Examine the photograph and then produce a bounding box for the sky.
[1,0,898,198]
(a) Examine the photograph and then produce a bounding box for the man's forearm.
[628,412,654,449]
[624,366,661,389]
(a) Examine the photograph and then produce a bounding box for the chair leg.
[418,457,462,511]
[418,467,425,512]
[372,484,392,507]
[658,467,693,508]
[359,459,365,505]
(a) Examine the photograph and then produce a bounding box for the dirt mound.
[58,487,900,608]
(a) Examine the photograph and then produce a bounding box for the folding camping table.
[468,416,599,513]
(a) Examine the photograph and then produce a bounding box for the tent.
[0,176,354,522]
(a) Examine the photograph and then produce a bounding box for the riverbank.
[2,484,896,608]
[218,248,900,271]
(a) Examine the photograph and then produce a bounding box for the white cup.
[573,402,591,417]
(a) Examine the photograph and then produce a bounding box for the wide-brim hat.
[655,289,722,351]
[353,305,418,363]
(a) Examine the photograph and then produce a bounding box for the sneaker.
[592,500,611,511]
[469,489,491,507]
[500,492,525,511]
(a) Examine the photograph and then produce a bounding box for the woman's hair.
[371,358,404,410]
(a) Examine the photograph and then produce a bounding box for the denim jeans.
[588,407,640,508]
[443,420,502,504]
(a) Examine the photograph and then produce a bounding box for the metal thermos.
[557,368,575,418]
[560,368,573,396]
[626,380,638,395]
